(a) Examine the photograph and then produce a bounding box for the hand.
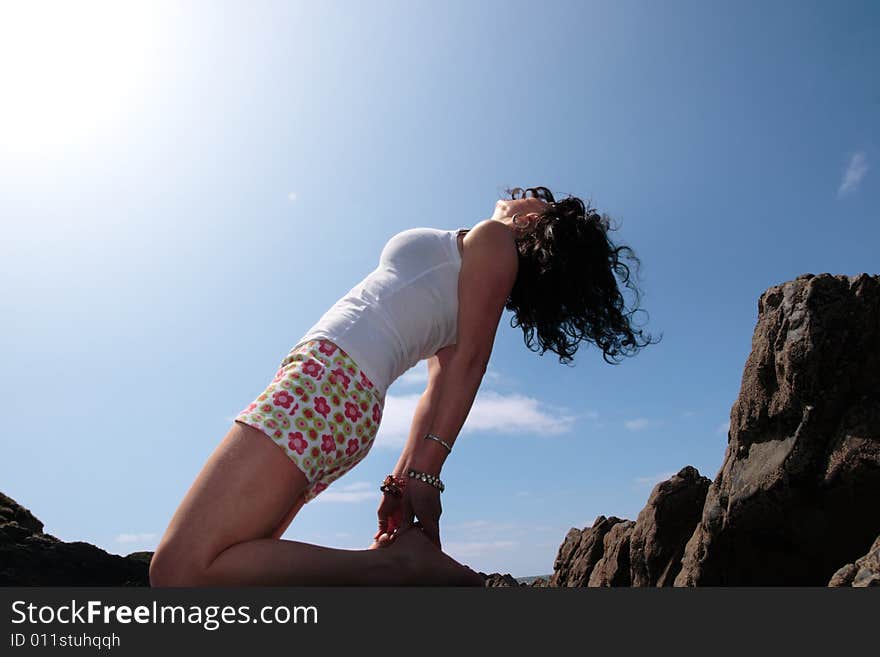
[398,479,443,549]
[372,491,403,546]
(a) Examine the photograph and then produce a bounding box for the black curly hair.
[499,185,660,365]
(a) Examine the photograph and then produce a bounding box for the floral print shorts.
[234,339,384,503]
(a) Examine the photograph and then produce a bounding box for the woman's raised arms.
[395,219,519,547]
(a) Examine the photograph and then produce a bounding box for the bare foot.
[387,526,485,586]
[367,533,394,550]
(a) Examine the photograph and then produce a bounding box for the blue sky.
[0,0,876,578]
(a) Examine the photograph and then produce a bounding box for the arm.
[373,350,476,545]
[396,220,519,546]
[410,219,518,476]
[391,382,445,478]
[377,351,483,544]
[407,355,485,474]
[371,386,442,545]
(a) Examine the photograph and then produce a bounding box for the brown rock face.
[0,491,152,586]
[588,520,636,586]
[549,516,628,587]
[675,274,880,585]
[547,469,710,587]
[483,572,521,587]
[828,534,880,587]
[629,466,711,586]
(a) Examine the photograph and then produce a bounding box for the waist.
[287,337,386,405]
[293,323,398,402]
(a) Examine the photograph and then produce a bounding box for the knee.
[148,547,208,587]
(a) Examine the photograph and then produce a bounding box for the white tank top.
[293,227,470,401]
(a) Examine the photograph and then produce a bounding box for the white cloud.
[372,390,579,449]
[370,392,422,448]
[395,362,507,388]
[461,391,579,434]
[716,420,731,436]
[288,191,298,202]
[634,471,678,486]
[114,532,157,544]
[481,367,507,385]
[681,410,695,418]
[837,151,868,197]
[624,418,664,431]
[313,481,377,504]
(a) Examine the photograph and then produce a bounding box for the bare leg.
[203,537,401,586]
[150,422,482,586]
[203,525,482,586]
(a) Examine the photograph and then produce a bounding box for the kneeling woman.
[149,186,655,586]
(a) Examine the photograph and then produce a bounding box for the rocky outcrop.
[828,534,880,587]
[549,273,879,587]
[482,574,553,587]
[629,466,711,586]
[549,516,628,587]
[588,520,635,586]
[675,274,880,586]
[548,467,709,588]
[0,491,151,586]
[483,572,521,587]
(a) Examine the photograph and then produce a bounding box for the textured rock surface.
[546,469,709,587]
[828,534,880,587]
[0,491,152,586]
[588,520,636,586]
[629,466,711,586]
[483,572,522,587]
[549,516,628,587]
[675,274,880,585]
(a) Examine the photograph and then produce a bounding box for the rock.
[549,527,585,586]
[549,516,628,587]
[483,572,522,587]
[0,492,44,535]
[828,534,880,587]
[125,551,155,566]
[675,274,880,585]
[588,520,636,586]
[0,491,152,586]
[629,466,711,586]
[528,577,550,587]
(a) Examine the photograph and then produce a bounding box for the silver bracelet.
[424,433,452,453]
[407,468,445,493]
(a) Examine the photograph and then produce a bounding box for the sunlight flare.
[0,1,164,155]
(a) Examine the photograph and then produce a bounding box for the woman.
[149,186,656,586]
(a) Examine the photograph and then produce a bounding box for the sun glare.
[0,1,163,156]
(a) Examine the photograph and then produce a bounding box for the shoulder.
[463,220,517,260]
[466,218,514,239]
[460,220,518,278]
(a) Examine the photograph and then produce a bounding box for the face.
[492,197,550,229]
